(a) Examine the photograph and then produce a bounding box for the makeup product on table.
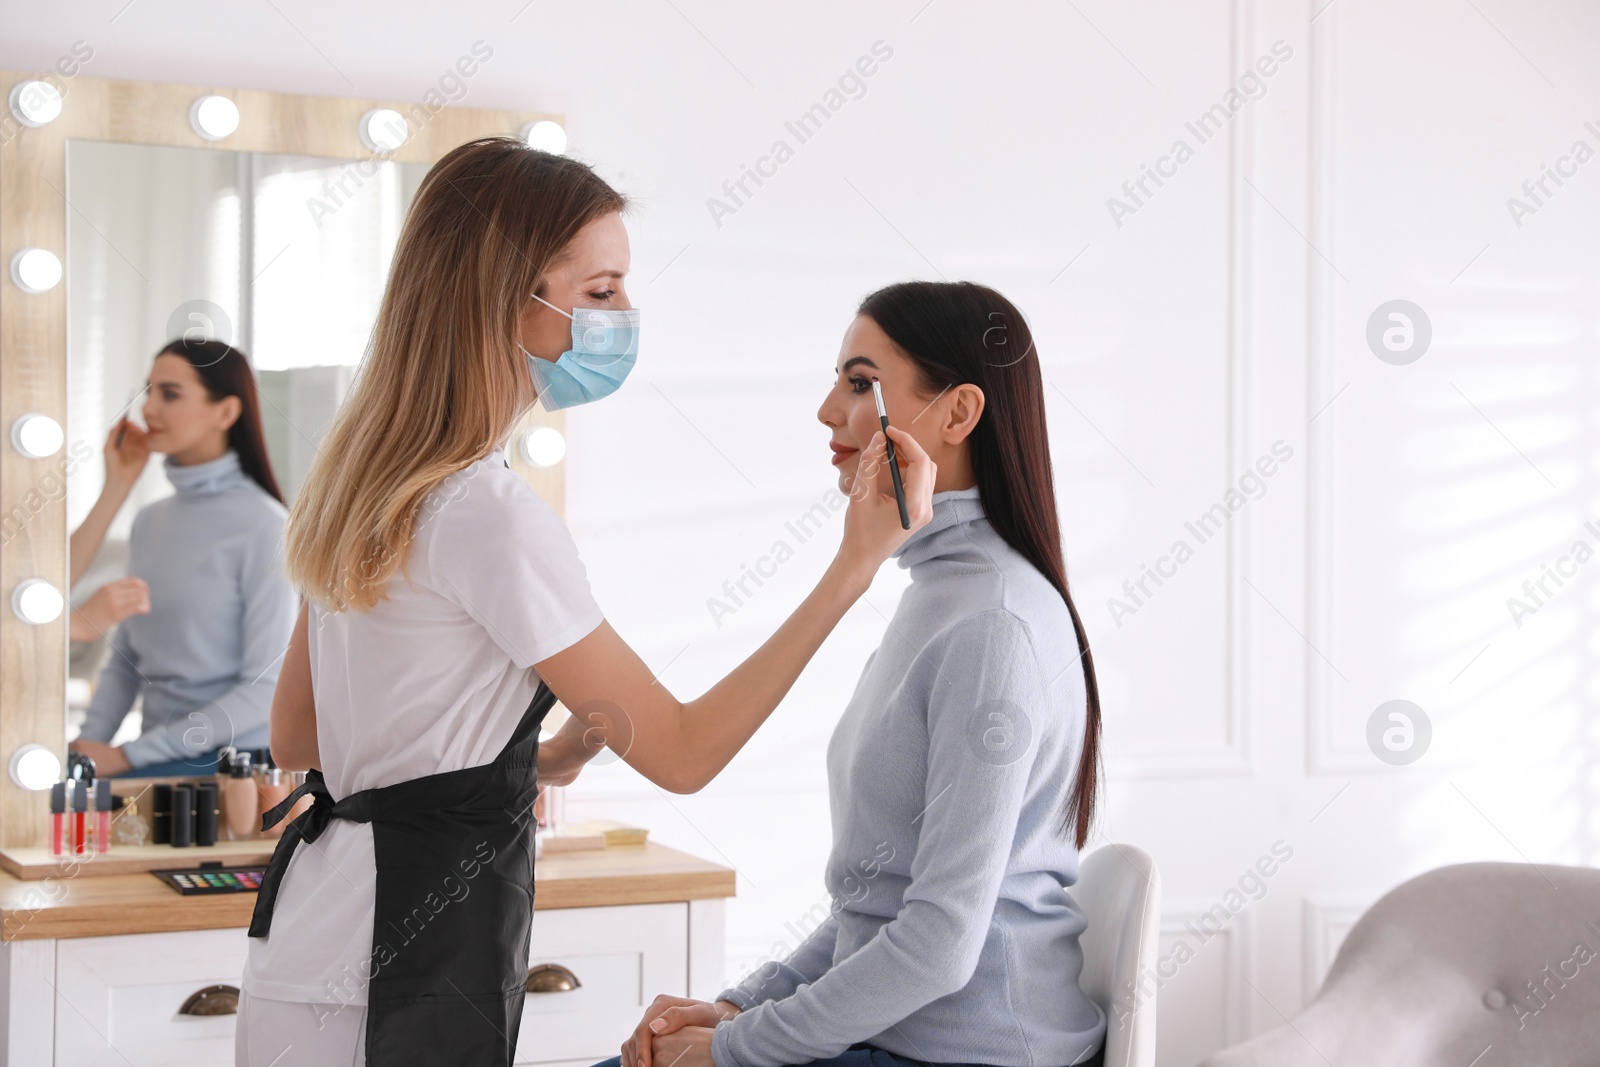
[223,750,256,839]
[257,766,290,838]
[171,784,194,847]
[195,782,219,846]
[49,782,66,856]
[215,747,235,838]
[152,864,267,895]
[151,783,173,844]
[93,780,112,854]
[70,780,87,854]
[870,378,910,530]
[112,793,149,847]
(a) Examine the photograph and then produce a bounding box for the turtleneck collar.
[163,448,246,496]
[891,485,984,570]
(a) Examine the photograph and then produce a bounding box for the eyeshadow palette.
[151,865,266,895]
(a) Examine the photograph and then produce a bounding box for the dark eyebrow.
[839,356,879,374]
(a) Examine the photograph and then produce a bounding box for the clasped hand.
[620,994,742,1067]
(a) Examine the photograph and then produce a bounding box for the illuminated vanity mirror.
[64,140,430,777]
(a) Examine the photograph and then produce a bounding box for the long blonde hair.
[286,137,627,611]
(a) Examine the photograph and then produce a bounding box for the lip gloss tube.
[71,780,88,854]
[94,780,112,853]
[49,782,66,856]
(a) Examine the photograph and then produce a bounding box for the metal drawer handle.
[178,983,240,1016]
[526,963,582,993]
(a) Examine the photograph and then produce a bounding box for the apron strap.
[247,769,364,938]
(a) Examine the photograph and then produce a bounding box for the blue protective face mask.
[520,292,639,411]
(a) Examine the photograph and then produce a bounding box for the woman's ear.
[940,383,985,445]
[217,394,243,433]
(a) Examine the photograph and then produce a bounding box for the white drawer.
[45,903,689,1066]
[514,902,688,1065]
[55,927,246,1066]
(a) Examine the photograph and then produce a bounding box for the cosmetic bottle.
[257,766,291,838]
[215,747,236,839]
[171,784,194,848]
[195,782,219,846]
[49,782,66,856]
[112,794,149,848]
[93,780,112,853]
[70,780,88,854]
[151,783,173,844]
[223,750,257,839]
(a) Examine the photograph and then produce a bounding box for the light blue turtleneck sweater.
[711,486,1107,1067]
[78,448,297,768]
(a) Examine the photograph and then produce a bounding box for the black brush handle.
[880,416,910,530]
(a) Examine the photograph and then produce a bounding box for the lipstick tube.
[70,780,87,854]
[49,782,66,856]
[94,780,112,854]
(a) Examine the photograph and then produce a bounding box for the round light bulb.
[9,744,61,792]
[520,426,567,468]
[12,579,64,625]
[10,248,62,294]
[360,108,409,153]
[11,413,63,459]
[189,95,240,141]
[521,120,568,155]
[8,79,62,128]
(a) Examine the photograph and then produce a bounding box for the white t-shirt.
[242,445,603,1005]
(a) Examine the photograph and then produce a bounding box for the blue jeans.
[590,1041,1104,1067]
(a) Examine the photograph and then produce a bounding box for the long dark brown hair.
[858,280,1102,849]
[156,338,284,505]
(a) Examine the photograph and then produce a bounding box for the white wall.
[7,1,1598,1062]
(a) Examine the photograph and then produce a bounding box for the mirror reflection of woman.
[68,339,298,778]
[68,416,153,642]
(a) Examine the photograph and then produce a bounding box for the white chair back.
[1076,842,1161,1067]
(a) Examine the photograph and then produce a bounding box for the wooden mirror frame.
[0,68,567,851]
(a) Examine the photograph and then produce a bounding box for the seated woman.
[68,338,297,778]
[608,280,1108,1067]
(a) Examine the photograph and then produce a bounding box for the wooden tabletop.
[0,841,735,941]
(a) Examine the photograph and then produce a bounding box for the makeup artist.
[237,136,934,1067]
[70,338,297,778]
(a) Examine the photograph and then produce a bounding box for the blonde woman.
[236,136,934,1067]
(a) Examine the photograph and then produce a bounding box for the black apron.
[248,680,558,1065]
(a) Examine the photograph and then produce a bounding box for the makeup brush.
[870,378,910,530]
